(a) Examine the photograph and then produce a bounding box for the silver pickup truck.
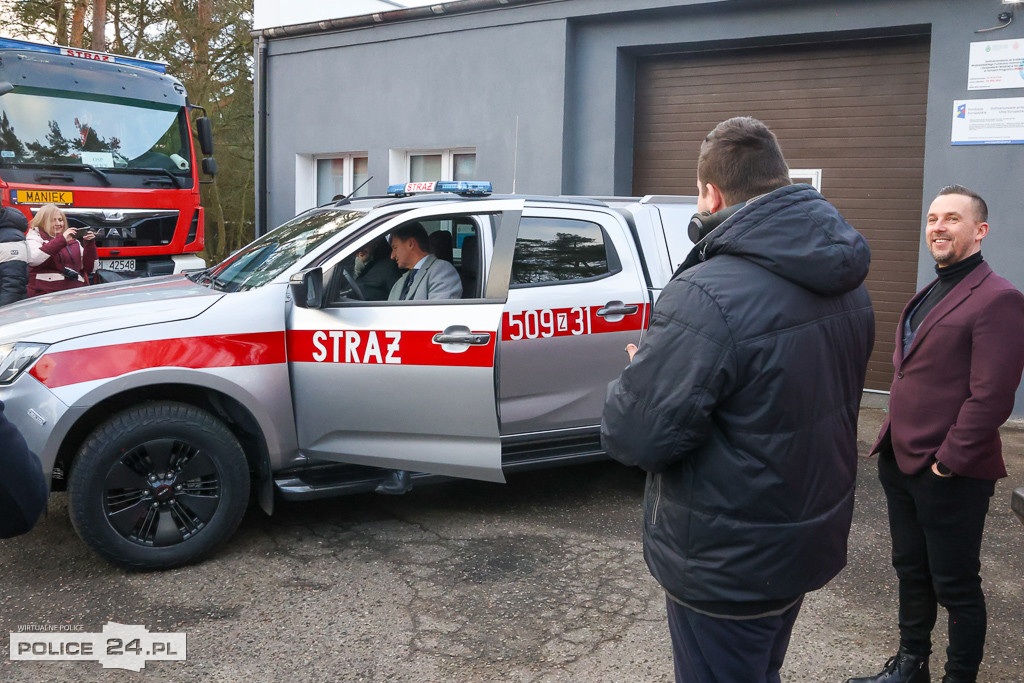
[0,181,697,569]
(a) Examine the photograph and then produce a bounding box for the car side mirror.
[289,267,324,309]
[196,116,214,155]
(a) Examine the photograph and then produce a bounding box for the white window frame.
[789,168,822,192]
[388,147,476,185]
[295,152,368,215]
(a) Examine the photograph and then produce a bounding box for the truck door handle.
[433,326,491,346]
[597,301,639,317]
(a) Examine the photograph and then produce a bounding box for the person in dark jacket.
[1,400,48,538]
[0,207,30,306]
[602,117,875,683]
[354,237,401,301]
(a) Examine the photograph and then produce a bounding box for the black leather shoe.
[375,469,412,495]
[846,649,930,683]
[941,674,976,683]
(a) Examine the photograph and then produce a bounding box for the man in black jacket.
[602,117,875,683]
[1,400,48,538]
[0,207,29,306]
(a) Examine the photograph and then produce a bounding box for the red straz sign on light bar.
[404,182,437,193]
[60,47,114,62]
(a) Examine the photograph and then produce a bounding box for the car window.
[510,217,620,287]
[325,215,485,304]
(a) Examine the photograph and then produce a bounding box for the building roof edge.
[250,0,558,40]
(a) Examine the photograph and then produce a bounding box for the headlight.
[0,342,49,385]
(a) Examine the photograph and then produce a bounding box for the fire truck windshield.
[0,87,191,176]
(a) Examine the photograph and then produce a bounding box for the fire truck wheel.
[68,401,250,570]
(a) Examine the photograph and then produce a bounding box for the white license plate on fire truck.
[98,259,136,272]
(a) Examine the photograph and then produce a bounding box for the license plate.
[13,190,74,205]
[99,259,136,272]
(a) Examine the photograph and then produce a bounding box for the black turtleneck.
[909,251,984,333]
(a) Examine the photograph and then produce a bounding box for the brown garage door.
[633,37,930,391]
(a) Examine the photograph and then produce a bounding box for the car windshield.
[197,209,367,292]
[0,87,193,175]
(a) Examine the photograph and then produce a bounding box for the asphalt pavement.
[2,406,1022,682]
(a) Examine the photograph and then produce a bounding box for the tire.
[68,401,250,570]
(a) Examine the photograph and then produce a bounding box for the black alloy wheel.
[103,437,223,547]
[69,402,250,570]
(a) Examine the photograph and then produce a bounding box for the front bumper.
[0,375,78,486]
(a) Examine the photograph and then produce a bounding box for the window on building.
[452,153,476,181]
[510,217,619,287]
[789,168,822,192]
[315,154,368,205]
[405,148,476,183]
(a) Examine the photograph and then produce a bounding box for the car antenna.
[334,176,374,206]
[512,115,519,194]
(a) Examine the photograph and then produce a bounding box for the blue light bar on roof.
[0,37,167,74]
[387,180,493,196]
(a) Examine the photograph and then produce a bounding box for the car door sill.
[274,427,606,501]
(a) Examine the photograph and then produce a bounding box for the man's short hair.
[937,184,988,223]
[697,117,792,205]
[389,222,429,252]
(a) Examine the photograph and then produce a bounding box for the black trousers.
[878,452,995,679]
[665,595,803,683]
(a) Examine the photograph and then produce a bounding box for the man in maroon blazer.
[848,186,1024,683]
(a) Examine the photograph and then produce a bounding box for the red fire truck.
[0,37,216,277]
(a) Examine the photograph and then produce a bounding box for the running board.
[275,462,453,501]
[500,428,606,471]
[275,430,608,502]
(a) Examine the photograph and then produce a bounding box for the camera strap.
[63,242,79,268]
[61,242,83,280]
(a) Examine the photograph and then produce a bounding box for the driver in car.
[354,237,401,301]
[376,222,463,495]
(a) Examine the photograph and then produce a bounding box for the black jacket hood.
[684,184,870,296]
[0,207,29,241]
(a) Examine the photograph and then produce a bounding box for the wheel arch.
[55,382,275,514]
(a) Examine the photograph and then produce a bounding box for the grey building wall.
[261,11,573,229]
[259,0,1024,412]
